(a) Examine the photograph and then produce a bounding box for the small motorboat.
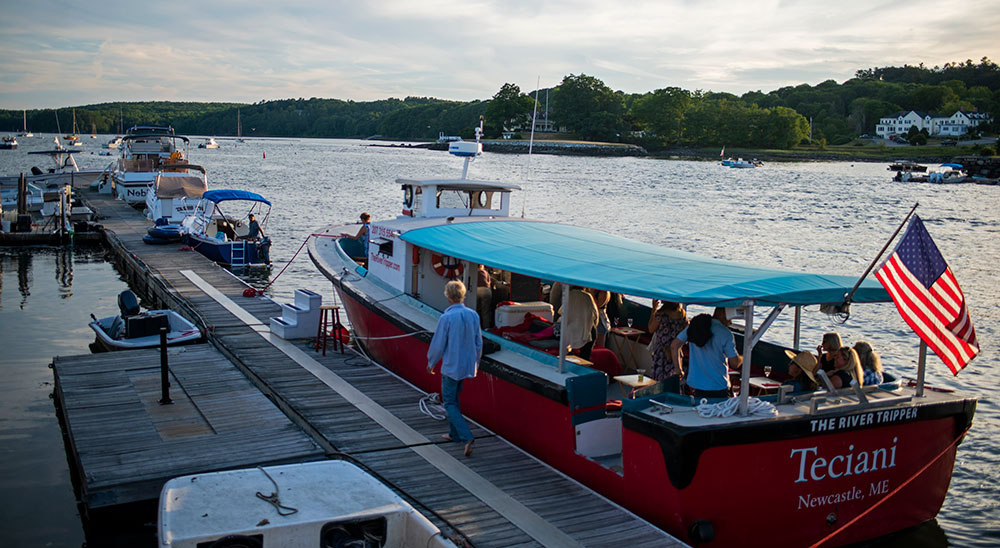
[0,136,17,150]
[88,290,201,351]
[158,460,459,548]
[198,137,219,149]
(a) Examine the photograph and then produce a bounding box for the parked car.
[941,140,958,146]
[860,134,872,139]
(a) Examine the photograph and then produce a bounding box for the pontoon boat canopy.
[202,189,271,205]
[400,220,890,307]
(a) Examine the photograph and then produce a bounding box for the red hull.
[337,287,972,547]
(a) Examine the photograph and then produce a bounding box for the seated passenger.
[830,346,864,389]
[647,300,688,382]
[782,350,819,392]
[815,332,842,372]
[853,340,884,385]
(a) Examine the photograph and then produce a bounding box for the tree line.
[1,57,996,150]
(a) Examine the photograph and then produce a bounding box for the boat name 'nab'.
[791,438,898,483]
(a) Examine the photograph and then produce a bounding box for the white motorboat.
[145,164,208,224]
[197,137,219,149]
[88,290,201,352]
[728,157,762,168]
[112,126,191,207]
[1,136,17,150]
[158,460,458,548]
[105,135,123,149]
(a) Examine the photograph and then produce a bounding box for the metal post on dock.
[159,327,173,404]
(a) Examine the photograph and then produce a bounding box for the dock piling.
[159,327,172,405]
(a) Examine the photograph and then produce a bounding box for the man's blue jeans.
[441,375,473,443]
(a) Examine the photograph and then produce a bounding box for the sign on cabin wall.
[367,224,405,290]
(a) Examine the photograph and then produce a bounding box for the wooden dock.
[53,189,685,547]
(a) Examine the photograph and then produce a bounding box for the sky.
[1,0,998,109]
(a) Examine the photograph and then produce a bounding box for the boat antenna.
[842,202,919,309]
[522,76,541,218]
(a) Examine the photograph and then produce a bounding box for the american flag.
[875,215,979,374]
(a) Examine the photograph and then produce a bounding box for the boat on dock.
[144,163,208,224]
[112,126,191,207]
[158,460,458,548]
[308,128,977,547]
[180,189,272,267]
[88,290,201,351]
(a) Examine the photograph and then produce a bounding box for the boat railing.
[778,374,913,415]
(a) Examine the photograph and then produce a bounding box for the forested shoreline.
[1,58,996,151]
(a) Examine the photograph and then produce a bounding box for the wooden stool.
[315,304,345,355]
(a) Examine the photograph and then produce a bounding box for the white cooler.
[494,301,554,328]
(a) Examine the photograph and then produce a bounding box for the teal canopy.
[400,220,890,307]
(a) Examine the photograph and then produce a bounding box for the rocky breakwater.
[429,140,647,157]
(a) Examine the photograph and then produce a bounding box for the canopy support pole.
[738,301,754,416]
[557,285,570,373]
[916,341,927,398]
[793,306,801,351]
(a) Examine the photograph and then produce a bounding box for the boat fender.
[688,520,714,544]
[431,253,464,279]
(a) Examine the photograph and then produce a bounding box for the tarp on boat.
[154,174,207,198]
[202,189,271,205]
[400,220,890,307]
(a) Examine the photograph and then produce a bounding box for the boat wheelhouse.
[112,126,191,207]
[308,138,977,547]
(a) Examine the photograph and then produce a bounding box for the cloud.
[1,0,998,108]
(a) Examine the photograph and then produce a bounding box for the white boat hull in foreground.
[159,460,458,548]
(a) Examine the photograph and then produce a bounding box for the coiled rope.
[696,396,777,418]
[419,393,447,420]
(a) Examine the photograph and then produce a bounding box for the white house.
[876,109,993,138]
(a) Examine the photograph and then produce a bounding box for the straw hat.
[785,349,819,382]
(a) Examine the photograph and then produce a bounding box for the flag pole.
[843,202,919,305]
[916,341,927,397]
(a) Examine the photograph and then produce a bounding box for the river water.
[0,136,997,546]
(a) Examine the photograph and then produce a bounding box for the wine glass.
[627,318,633,328]
[613,317,620,327]
[764,365,772,378]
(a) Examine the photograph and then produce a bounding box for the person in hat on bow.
[782,350,819,393]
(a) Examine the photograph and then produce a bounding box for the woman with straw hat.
[782,350,819,392]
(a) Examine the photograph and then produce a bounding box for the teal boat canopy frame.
[400,220,889,307]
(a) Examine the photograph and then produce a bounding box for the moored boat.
[112,126,191,207]
[307,130,978,547]
[144,163,208,224]
[197,137,219,149]
[180,189,272,267]
[0,136,17,150]
[88,290,201,351]
[158,460,458,548]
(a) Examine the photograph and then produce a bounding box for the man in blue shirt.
[427,280,482,456]
[670,308,741,398]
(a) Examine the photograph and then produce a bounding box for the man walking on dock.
[428,280,482,457]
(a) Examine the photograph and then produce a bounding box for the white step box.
[269,289,322,339]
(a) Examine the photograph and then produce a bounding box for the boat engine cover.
[118,290,140,317]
